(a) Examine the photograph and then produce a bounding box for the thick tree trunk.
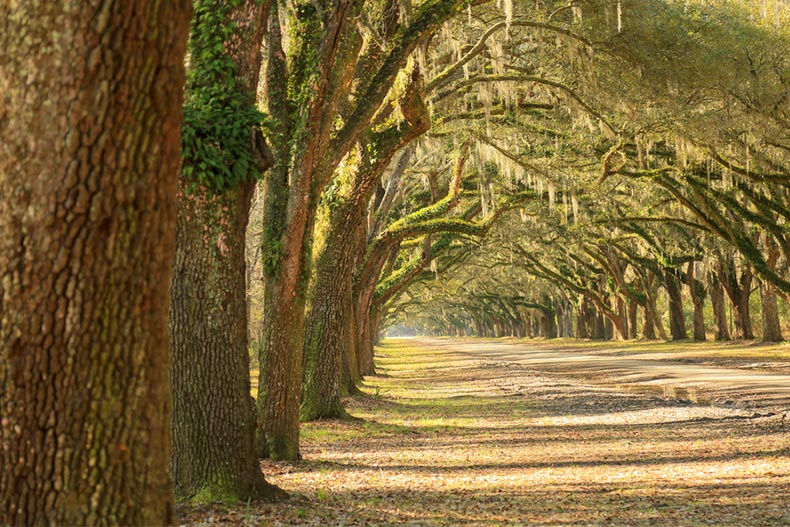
[302,67,427,419]
[613,295,628,340]
[718,256,754,340]
[627,301,639,339]
[592,310,607,340]
[346,302,362,391]
[301,211,361,421]
[354,282,378,376]
[641,304,657,339]
[576,306,590,339]
[170,183,276,502]
[603,315,614,340]
[708,271,731,341]
[357,305,382,374]
[256,0,464,459]
[0,2,191,525]
[760,280,785,343]
[169,0,275,502]
[564,301,575,337]
[541,311,558,338]
[641,274,667,340]
[664,270,688,340]
[255,1,315,462]
[734,287,754,340]
[257,254,308,460]
[686,263,706,341]
[760,238,784,343]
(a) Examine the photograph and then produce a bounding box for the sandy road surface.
[408,338,790,411]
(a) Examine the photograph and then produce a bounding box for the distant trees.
[384,0,790,344]
[0,2,192,525]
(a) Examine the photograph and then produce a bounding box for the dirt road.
[419,338,790,411]
[182,338,790,527]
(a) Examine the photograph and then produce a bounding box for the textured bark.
[708,271,731,341]
[256,0,357,461]
[719,258,754,340]
[576,306,590,339]
[591,308,607,340]
[603,314,614,341]
[760,281,785,343]
[627,301,639,339]
[170,183,277,502]
[613,295,628,340]
[0,2,190,525]
[169,0,274,502]
[346,302,362,390]
[302,62,429,421]
[257,268,306,460]
[641,303,657,340]
[759,237,785,343]
[542,312,558,339]
[664,270,688,340]
[301,211,361,421]
[686,263,706,341]
[358,306,383,375]
[639,273,665,340]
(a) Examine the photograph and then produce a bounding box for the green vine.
[181,0,266,195]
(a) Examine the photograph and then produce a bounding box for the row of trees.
[384,0,790,344]
[388,218,789,343]
[1,0,788,524]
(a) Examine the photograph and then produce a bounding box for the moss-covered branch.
[330,0,466,166]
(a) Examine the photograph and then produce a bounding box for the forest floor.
[180,338,790,526]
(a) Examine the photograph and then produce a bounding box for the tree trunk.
[0,2,191,525]
[542,311,558,338]
[301,210,361,421]
[664,270,688,340]
[354,280,378,376]
[760,280,785,343]
[576,306,590,339]
[346,301,362,390]
[357,305,383,375]
[641,273,667,340]
[686,263,706,341]
[718,256,754,340]
[641,303,657,339]
[613,295,628,340]
[734,281,754,339]
[601,315,614,340]
[708,271,731,341]
[257,251,308,460]
[760,237,784,343]
[592,310,607,340]
[170,183,276,502]
[169,0,275,502]
[627,301,639,339]
[302,63,428,419]
[254,18,318,457]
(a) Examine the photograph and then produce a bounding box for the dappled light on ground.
[181,339,790,526]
